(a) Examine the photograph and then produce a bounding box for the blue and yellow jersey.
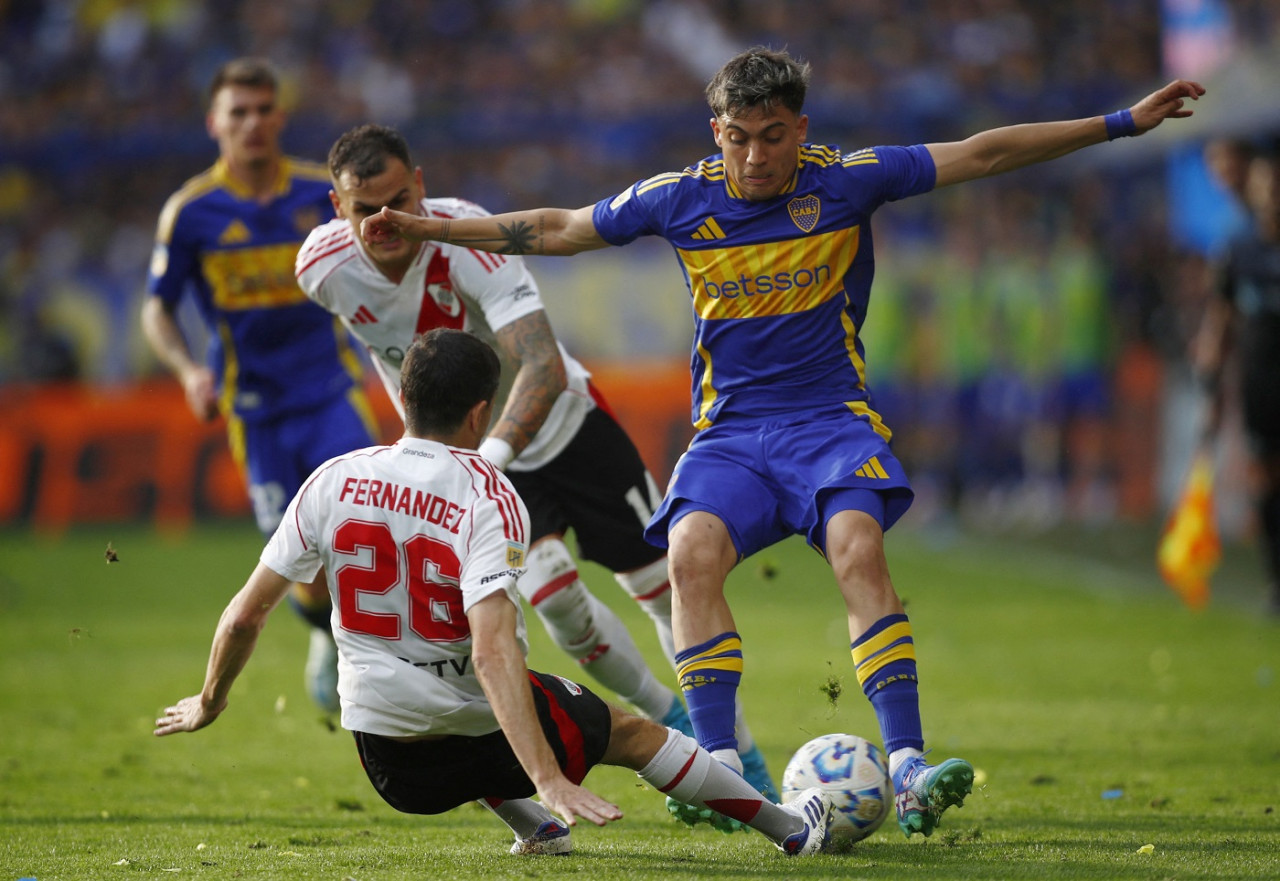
[147,156,362,422]
[593,143,935,431]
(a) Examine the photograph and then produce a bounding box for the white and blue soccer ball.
[781,732,891,846]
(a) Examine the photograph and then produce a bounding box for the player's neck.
[375,245,423,285]
[224,154,283,201]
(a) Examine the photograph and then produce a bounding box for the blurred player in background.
[140,57,378,714]
[359,46,1206,837]
[295,124,778,804]
[1194,140,1280,616]
[154,328,832,857]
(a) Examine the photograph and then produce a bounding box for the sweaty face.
[207,85,284,169]
[711,105,808,202]
[331,158,425,276]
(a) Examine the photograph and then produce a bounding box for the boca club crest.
[787,194,821,233]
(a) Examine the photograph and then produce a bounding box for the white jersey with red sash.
[297,197,594,470]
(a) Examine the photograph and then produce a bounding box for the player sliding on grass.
[155,329,834,858]
[359,46,1206,838]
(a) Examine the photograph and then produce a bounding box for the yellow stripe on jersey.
[637,172,686,197]
[842,148,879,167]
[694,339,717,431]
[692,216,727,241]
[156,170,222,244]
[333,316,366,383]
[801,144,844,165]
[286,157,332,183]
[202,243,310,310]
[679,225,860,321]
[839,290,868,388]
[217,318,239,419]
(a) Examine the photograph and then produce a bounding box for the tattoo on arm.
[492,311,566,452]
[440,216,544,255]
[496,219,538,255]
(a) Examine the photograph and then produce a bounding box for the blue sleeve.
[871,144,937,202]
[592,179,659,247]
[146,206,200,305]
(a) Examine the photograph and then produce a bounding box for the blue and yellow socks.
[851,613,924,758]
[674,632,743,754]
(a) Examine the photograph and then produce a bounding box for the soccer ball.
[781,733,891,846]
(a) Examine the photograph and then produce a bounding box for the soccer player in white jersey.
[155,329,833,858]
[294,124,777,809]
[356,48,1205,838]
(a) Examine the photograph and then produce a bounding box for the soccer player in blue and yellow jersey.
[141,57,378,713]
[360,47,1205,838]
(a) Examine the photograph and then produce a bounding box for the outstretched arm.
[929,78,1205,188]
[468,593,623,827]
[362,205,608,257]
[154,563,293,735]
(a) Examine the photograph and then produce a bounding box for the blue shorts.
[645,406,914,558]
[233,388,379,535]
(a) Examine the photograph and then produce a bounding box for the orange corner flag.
[1157,451,1220,610]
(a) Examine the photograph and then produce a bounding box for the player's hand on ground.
[362,208,427,245]
[181,367,219,421]
[1131,79,1205,133]
[154,695,224,736]
[536,778,624,827]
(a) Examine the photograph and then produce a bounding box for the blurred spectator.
[2,0,1278,528]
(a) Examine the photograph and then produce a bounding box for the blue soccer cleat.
[739,742,781,802]
[509,818,572,855]
[892,755,974,838]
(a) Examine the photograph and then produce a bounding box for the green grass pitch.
[1,520,1276,880]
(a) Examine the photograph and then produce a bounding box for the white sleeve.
[295,220,349,311]
[261,478,325,584]
[443,202,548,332]
[457,469,530,613]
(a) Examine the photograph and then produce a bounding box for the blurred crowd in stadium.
[2,0,1279,529]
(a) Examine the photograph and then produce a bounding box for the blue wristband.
[1104,109,1136,140]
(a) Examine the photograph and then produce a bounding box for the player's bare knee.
[602,706,669,770]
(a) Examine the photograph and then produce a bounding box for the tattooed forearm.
[491,311,567,451]
[496,219,538,255]
[436,218,540,255]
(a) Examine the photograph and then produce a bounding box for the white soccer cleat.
[304,629,340,714]
[510,818,572,855]
[777,786,834,856]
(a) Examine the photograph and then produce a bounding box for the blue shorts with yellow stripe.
[644,405,913,558]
